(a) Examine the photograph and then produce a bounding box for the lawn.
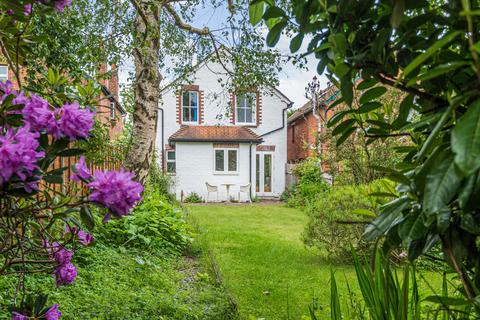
[188,203,444,320]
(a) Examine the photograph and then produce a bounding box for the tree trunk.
[126,1,161,185]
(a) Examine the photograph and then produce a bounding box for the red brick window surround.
[176,84,204,125]
[232,91,262,127]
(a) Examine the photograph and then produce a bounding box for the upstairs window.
[214,148,238,174]
[182,91,198,123]
[236,93,256,125]
[0,66,8,82]
[166,150,176,173]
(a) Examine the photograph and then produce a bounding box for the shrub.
[148,152,175,202]
[99,188,192,254]
[184,192,204,203]
[284,158,329,207]
[302,180,393,261]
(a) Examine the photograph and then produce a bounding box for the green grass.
[188,204,445,320]
[0,244,235,319]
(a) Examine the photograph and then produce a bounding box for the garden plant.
[0,1,143,318]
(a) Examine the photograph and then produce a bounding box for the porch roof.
[169,125,263,144]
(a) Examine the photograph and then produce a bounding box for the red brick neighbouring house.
[0,61,126,138]
[287,83,340,164]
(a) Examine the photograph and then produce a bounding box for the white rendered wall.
[155,58,290,199]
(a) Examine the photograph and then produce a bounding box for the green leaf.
[266,20,286,47]
[364,196,409,241]
[249,1,264,26]
[423,148,462,214]
[390,0,405,28]
[356,102,382,114]
[334,63,350,78]
[290,33,304,53]
[340,78,353,106]
[359,87,387,104]
[406,61,469,86]
[352,209,377,217]
[263,6,285,20]
[57,148,85,157]
[43,174,63,184]
[332,119,355,136]
[336,127,356,146]
[317,59,328,75]
[423,296,469,306]
[392,94,414,129]
[356,79,376,90]
[403,31,461,78]
[452,99,480,175]
[327,110,348,127]
[399,213,427,241]
[80,205,95,230]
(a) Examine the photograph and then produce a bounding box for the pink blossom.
[22,94,60,137]
[57,102,94,140]
[23,4,32,15]
[11,312,28,320]
[0,126,44,187]
[44,304,62,320]
[71,156,91,181]
[87,169,143,219]
[54,262,77,286]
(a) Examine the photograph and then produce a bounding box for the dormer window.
[182,91,198,123]
[236,92,256,125]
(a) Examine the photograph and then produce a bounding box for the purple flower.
[77,230,94,246]
[52,243,73,266]
[0,80,14,103]
[22,94,60,136]
[24,4,32,15]
[11,312,28,320]
[0,126,44,187]
[6,9,13,15]
[54,262,77,286]
[12,92,29,106]
[44,304,62,320]
[64,225,94,246]
[87,169,143,219]
[57,102,94,140]
[53,0,72,12]
[71,156,91,181]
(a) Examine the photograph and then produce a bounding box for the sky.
[118,4,329,109]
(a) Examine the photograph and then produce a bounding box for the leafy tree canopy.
[251,0,480,304]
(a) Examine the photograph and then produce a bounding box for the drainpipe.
[249,142,253,200]
[259,102,294,137]
[158,107,165,171]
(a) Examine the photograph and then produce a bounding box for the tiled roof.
[287,85,341,123]
[169,125,263,143]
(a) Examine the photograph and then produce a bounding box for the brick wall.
[287,111,319,163]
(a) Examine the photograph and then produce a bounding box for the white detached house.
[156,52,292,202]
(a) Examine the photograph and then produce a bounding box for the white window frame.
[235,92,257,125]
[166,150,176,174]
[213,148,239,175]
[109,102,116,120]
[182,91,199,124]
[0,65,8,82]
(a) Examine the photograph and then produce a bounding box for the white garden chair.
[205,182,219,202]
[238,183,251,203]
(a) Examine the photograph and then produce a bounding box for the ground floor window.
[0,65,8,82]
[214,148,238,174]
[166,150,176,173]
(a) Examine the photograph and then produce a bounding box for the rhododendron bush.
[0,1,142,318]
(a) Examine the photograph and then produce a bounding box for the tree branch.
[164,3,210,35]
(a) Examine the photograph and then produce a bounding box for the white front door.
[256,152,274,196]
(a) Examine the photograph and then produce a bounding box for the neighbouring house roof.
[287,85,341,124]
[169,125,263,144]
[287,101,314,124]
